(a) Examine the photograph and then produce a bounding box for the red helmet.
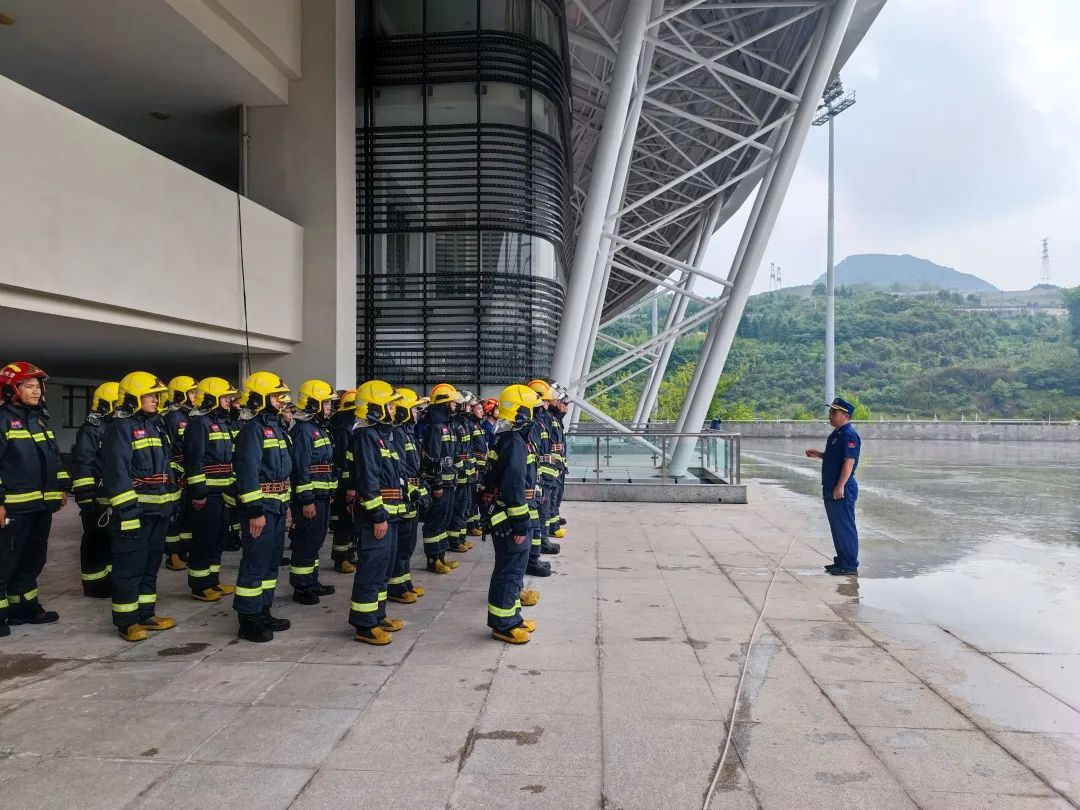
[481,397,499,416]
[0,362,48,404]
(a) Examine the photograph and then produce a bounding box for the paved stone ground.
[1,485,1078,809]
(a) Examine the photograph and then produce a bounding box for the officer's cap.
[829,397,855,416]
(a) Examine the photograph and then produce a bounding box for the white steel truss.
[554,0,883,460]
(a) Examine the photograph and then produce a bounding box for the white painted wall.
[0,75,303,353]
[215,0,303,79]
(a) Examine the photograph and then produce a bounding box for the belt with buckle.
[379,488,403,499]
[260,480,290,494]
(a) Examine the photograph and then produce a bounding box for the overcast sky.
[696,0,1080,296]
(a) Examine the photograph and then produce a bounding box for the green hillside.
[812,254,998,291]
[589,287,1080,421]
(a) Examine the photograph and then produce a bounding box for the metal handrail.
[564,429,741,484]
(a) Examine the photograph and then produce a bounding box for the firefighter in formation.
[1,364,570,646]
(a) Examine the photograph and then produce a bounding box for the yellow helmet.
[91,381,120,415]
[527,379,555,402]
[167,375,198,406]
[194,377,239,412]
[394,387,429,423]
[356,379,400,423]
[498,384,542,424]
[241,371,290,412]
[338,389,357,412]
[429,382,459,406]
[117,371,169,413]
[297,379,339,415]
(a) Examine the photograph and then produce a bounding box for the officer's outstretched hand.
[374,520,388,540]
[805,449,822,459]
[249,515,266,539]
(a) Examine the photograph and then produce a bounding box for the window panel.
[375,0,421,35]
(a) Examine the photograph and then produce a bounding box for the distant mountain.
[813,254,999,292]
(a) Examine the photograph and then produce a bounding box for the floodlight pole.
[812,77,855,407]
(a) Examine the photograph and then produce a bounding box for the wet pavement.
[1,467,1079,808]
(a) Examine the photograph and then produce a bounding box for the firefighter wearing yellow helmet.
[287,380,339,605]
[100,371,178,642]
[161,375,199,571]
[232,372,293,643]
[345,380,407,645]
[183,377,240,602]
[417,383,461,574]
[387,387,430,603]
[482,384,542,644]
[523,379,559,577]
[69,381,120,597]
[328,389,359,573]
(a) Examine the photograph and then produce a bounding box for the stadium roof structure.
[552,0,887,474]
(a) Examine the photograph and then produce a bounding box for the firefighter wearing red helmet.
[0,361,69,636]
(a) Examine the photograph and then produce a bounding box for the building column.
[246,0,356,389]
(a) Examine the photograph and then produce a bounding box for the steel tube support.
[668,0,857,477]
[551,0,653,383]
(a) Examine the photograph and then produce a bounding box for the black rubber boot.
[526,560,552,577]
[539,539,561,555]
[238,614,273,643]
[292,590,319,605]
[262,609,291,632]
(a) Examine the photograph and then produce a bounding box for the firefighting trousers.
[188,497,230,593]
[0,508,52,625]
[110,513,168,628]
[466,485,482,531]
[421,487,454,558]
[529,489,545,564]
[289,499,330,593]
[330,492,355,563]
[486,528,530,632]
[233,510,286,616]
[349,522,396,629]
[388,516,419,597]
[448,485,472,548]
[165,489,192,557]
[79,506,112,592]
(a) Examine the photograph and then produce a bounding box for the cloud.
[696,0,1080,295]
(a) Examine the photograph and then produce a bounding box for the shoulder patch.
[847,441,857,448]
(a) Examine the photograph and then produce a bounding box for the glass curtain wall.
[357,0,572,392]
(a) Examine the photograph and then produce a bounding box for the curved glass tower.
[356,0,571,392]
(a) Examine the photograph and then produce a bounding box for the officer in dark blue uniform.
[805,397,861,575]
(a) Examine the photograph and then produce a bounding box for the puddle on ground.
[156,642,211,657]
[0,654,64,682]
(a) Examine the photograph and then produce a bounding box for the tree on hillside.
[1062,287,1080,350]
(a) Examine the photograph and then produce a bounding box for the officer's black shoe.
[828,567,858,576]
[280,556,291,567]
[312,583,336,597]
[224,537,241,552]
[539,539,561,555]
[292,590,320,605]
[262,610,291,631]
[0,622,10,638]
[525,560,553,577]
[10,607,59,625]
[824,564,837,572]
[82,582,112,599]
[238,615,274,643]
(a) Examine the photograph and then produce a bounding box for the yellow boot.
[142,615,176,631]
[355,626,393,645]
[388,591,417,604]
[335,560,357,574]
[492,626,530,644]
[119,624,149,642]
[519,588,540,607]
[552,527,567,539]
[468,527,483,537]
[462,540,476,550]
[379,617,405,632]
[445,559,460,570]
[191,588,221,603]
[521,618,537,633]
[165,553,187,571]
[411,584,425,597]
[214,583,236,595]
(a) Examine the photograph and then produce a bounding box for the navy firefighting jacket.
[450,411,475,485]
[290,417,336,504]
[392,422,426,519]
[234,411,292,519]
[328,409,354,488]
[162,405,191,480]
[468,414,488,475]
[486,426,537,536]
[101,410,178,528]
[349,421,406,526]
[69,414,108,510]
[182,409,237,503]
[533,408,559,482]
[419,404,457,490]
[0,402,67,513]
